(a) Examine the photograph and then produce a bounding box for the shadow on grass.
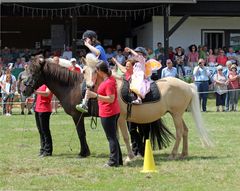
[52,152,110,159]
[126,153,222,168]
[52,153,83,159]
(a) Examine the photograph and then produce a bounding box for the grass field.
[0,99,240,191]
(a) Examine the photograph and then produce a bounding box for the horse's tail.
[150,118,175,150]
[189,83,213,147]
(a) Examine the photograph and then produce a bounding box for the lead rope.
[90,116,98,129]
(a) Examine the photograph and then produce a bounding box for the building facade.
[1,0,240,53]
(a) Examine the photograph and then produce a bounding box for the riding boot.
[76,99,88,113]
[132,97,142,105]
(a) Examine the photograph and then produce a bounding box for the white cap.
[217,65,223,70]
[226,60,232,66]
[70,58,77,62]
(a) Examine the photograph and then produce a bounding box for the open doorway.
[202,30,225,50]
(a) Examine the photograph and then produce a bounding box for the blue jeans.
[225,91,230,111]
[176,64,185,77]
[1,93,14,114]
[195,81,209,112]
[229,89,239,110]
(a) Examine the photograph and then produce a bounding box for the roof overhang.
[1,0,197,3]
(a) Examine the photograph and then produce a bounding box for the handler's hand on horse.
[86,89,97,99]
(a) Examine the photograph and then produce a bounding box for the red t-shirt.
[97,76,120,117]
[216,56,227,66]
[35,85,53,112]
[229,72,239,89]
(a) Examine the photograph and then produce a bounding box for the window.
[202,30,225,50]
[229,33,240,51]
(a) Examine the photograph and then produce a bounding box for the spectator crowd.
[1,43,240,115]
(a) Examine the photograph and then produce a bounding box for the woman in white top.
[213,65,228,112]
[0,68,16,115]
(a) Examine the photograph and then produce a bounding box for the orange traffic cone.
[141,139,157,173]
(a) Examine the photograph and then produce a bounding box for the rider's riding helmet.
[134,47,148,56]
[82,30,97,40]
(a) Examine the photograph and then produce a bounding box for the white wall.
[132,22,153,49]
[139,16,240,51]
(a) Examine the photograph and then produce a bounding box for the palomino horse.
[83,56,213,159]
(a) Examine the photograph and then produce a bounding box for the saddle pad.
[120,79,161,104]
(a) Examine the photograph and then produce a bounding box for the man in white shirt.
[161,59,178,78]
[62,46,72,60]
[193,59,211,112]
[226,47,237,64]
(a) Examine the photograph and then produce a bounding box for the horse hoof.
[167,154,177,160]
[179,154,188,160]
[128,153,135,160]
[77,155,87,159]
[78,152,90,158]
[123,156,135,165]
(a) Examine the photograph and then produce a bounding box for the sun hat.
[231,64,237,70]
[226,60,232,66]
[70,58,77,62]
[217,65,223,70]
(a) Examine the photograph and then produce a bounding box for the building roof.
[1,0,197,3]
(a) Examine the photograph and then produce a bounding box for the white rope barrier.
[197,88,240,94]
[0,100,61,106]
[0,88,239,106]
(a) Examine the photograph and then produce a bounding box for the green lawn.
[0,99,240,191]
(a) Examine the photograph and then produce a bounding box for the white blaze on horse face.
[84,66,97,88]
[84,53,99,88]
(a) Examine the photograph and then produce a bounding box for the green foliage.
[180,76,194,83]
[0,101,240,191]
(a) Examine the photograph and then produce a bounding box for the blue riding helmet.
[134,47,148,56]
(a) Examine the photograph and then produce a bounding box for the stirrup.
[131,98,142,105]
[76,104,88,113]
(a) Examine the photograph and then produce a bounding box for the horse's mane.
[43,59,83,85]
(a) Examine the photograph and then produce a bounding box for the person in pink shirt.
[216,50,228,66]
[228,64,240,111]
[207,49,217,67]
[34,84,53,157]
[188,44,199,69]
[124,47,150,104]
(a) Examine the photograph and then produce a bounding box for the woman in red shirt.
[228,64,240,111]
[86,61,122,167]
[34,85,53,157]
[111,57,136,81]
[216,50,228,66]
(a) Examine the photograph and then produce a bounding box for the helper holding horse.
[85,61,123,167]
